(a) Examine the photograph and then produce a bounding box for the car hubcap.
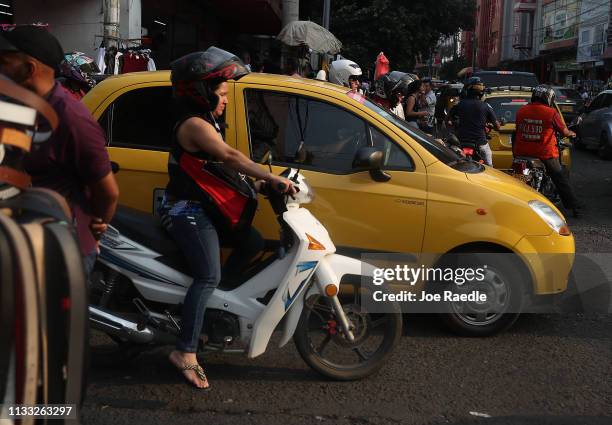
[450,268,510,326]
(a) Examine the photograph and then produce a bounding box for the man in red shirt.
[514,85,581,217]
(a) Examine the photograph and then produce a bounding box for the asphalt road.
[82,148,612,425]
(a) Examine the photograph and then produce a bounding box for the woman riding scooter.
[160,47,294,389]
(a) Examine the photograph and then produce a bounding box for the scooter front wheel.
[293,283,402,381]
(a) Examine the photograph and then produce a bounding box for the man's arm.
[552,111,575,137]
[485,103,501,131]
[89,171,119,223]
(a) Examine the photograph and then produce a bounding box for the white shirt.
[425,90,436,115]
[391,103,405,120]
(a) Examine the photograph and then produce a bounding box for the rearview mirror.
[294,142,307,164]
[260,150,272,166]
[352,147,390,182]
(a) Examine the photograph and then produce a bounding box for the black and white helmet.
[531,84,556,107]
[329,59,362,87]
[171,46,250,111]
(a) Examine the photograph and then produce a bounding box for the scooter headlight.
[528,200,571,236]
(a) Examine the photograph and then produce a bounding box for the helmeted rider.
[329,59,362,94]
[58,61,91,100]
[448,76,499,165]
[160,47,294,389]
[513,84,581,217]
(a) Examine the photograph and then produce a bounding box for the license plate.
[561,105,573,112]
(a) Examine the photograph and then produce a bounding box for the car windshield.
[556,88,581,100]
[361,97,460,165]
[475,72,539,88]
[485,97,529,123]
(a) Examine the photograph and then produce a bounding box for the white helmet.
[329,59,362,87]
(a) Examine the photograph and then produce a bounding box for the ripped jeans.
[162,200,263,353]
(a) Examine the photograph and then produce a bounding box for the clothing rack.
[95,34,145,49]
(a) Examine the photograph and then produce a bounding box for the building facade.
[474,0,611,86]
[576,0,610,80]
[9,0,284,70]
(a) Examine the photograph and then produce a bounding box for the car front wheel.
[438,253,527,337]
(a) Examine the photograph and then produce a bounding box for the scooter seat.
[513,156,545,168]
[110,206,179,256]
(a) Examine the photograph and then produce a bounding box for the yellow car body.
[483,89,572,170]
[82,72,574,303]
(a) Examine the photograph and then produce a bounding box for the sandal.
[180,363,212,391]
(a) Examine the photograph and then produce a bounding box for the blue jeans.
[166,208,263,353]
[82,250,97,278]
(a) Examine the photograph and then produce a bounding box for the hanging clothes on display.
[113,51,123,75]
[95,42,106,74]
[121,51,149,73]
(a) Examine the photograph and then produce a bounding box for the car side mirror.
[352,147,391,182]
[111,161,120,174]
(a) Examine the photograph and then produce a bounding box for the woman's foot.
[169,350,211,389]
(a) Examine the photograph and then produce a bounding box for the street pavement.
[82,148,611,425]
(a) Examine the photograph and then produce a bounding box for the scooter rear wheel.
[294,282,402,381]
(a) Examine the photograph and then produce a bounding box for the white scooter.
[89,157,402,380]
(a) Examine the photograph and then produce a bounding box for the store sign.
[514,0,536,13]
[554,60,582,72]
[541,0,579,45]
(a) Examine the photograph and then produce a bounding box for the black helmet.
[531,84,555,107]
[465,76,485,98]
[375,72,416,100]
[171,46,249,111]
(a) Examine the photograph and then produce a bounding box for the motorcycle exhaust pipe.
[89,305,156,344]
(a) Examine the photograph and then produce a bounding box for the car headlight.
[528,200,571,236]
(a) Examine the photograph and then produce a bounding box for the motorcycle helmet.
[171,46,250,111]
[531,84,556,107]
[464,76,485,98]
[328,59,362,87]
[58,61,91,90]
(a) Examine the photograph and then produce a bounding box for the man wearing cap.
[0,25,119,273]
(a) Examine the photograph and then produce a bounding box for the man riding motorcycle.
[448,77,500,165]
[513,84,582,217]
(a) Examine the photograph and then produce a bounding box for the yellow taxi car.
[483,88,572,170]
[83,71,575,336]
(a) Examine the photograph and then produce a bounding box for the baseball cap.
[0,25,64,71]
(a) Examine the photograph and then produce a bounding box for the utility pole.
[282,0,299,28]
[103,0,120,48]
[323,0,331,29]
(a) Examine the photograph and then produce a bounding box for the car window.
[107,86,175,151]
[485,97,529,123]
[245,90,369,174]
[589,94,605,110]
[361,98,459,164]
[369,126,414,170]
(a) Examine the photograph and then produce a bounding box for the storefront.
[553,59,582,85]
[141,0,283,70]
